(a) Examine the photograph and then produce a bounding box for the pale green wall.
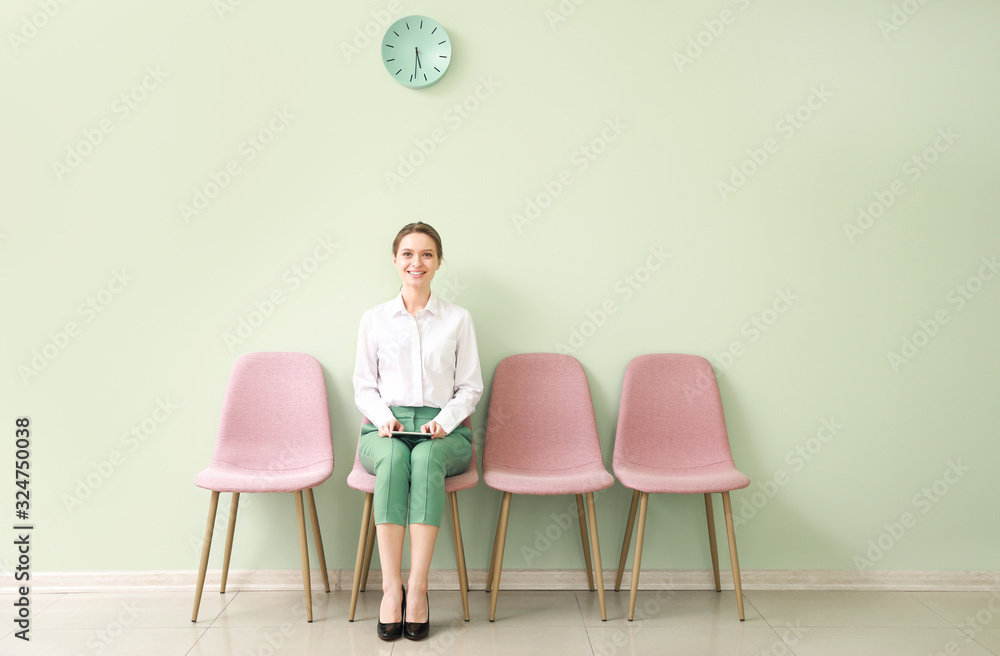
[2,0,998,578]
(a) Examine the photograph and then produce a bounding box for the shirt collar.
[389,291,439,317]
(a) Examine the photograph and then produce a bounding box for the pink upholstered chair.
[191,352,334,623]
[346,417,478,622]
[483,353,614,622]
[612,354,751,621]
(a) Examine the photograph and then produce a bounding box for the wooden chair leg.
[220,493,239,594]
[349,493,373,621]
[305,489,330,593]
[488,492,512,622]
[576,494,595,591]
[585,492,607,621]
[449,492,471,621]
[191,491,220,623]
[485,498,504,593]
[294,491,313,622]
[628,492,649,621]
[721,491,746,621]
[616,489,640,591]
[704,493,722,592]
[360,507,376,591]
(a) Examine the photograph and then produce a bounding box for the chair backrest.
[613,353,735,469]
[483,353,603,471]
[212,352,333,472]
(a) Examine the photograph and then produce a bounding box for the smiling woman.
[352,221,483,642]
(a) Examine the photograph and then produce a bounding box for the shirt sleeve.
[432,310,484,435]
[353,310,396,429]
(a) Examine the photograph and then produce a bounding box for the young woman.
[353,222,483,641]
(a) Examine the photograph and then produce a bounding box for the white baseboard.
[12,569,1000,594]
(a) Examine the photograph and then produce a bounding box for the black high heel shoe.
[376,587,405,641]
[403,593,430,641]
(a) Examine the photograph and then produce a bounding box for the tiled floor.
[2,588,999,655]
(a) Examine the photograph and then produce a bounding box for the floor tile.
[474,590,585,625]
[578,589,762,626]
[1,587,995,654]
[744,590,954,627]
[392,625,594,655]
[0,592,65,616]
[0,627,206,656]
[0,592,64,639]
[190,624,394,656]
[210,590,344,627]
[913,591,1000,634]
[970,629,1000,655]
[585,624,791,656]
[34,590,232,629]
[787,627,996,656]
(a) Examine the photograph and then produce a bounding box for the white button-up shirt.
[353,293,483,435]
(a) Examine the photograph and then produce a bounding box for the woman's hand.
[420,421,446,438]
[379,419,404,437]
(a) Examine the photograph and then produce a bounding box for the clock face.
[380,15,452,89]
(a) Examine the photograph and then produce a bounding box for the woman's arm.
[429,310,483,435]
[352,310,397,431]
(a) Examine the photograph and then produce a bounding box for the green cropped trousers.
[359,406,473,527]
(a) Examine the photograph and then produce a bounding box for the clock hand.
[415,47,422,70]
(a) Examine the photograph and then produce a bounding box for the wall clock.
[380,15,452,88]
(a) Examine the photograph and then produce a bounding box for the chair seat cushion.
[613,458,750,494]
[194,458,334,493]
[484,463,614,495]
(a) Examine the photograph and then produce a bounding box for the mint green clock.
[381,15,452,88]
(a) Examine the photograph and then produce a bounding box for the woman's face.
[393,232,441,291]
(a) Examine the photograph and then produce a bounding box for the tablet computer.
[390,430,429,438]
